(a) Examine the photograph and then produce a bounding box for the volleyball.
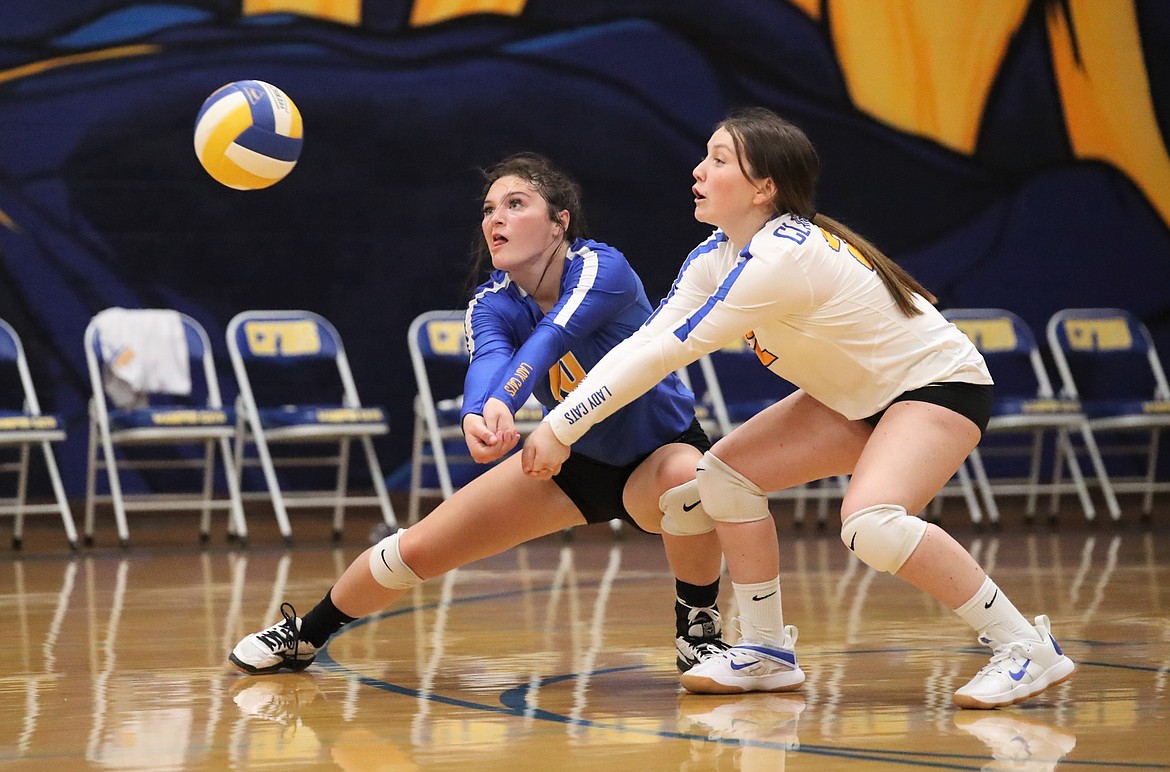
[193,80,303,190]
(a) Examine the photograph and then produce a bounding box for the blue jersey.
[461,238,696,466]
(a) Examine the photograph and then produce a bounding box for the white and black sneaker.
[229,603,319,675]
[675,605,731,672]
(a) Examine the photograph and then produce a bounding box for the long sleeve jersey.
[460,237,695,466]
[548,214,992,445]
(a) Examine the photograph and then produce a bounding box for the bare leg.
[841,401,984,608]
[624,442,722,585]
[707,392,867,585]
[332,453,585,618]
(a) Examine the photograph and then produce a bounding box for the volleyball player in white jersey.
[523,108,1075,709]
[230,153,729,678]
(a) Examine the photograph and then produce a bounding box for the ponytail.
[812,214,935,316]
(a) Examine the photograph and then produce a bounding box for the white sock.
[732,577,784,645]
[953,576,1042,646]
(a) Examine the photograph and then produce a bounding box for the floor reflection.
[0,525,1167,770]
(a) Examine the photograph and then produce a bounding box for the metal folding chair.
[0,319,78,550]
[227,309,396,544]
[84,309,246,547]
[946,308,1117,524]
[1047,308,1169,518]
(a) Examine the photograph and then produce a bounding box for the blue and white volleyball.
[194,80,303,190]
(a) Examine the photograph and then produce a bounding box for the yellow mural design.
[0,44,159,86]
[410,0,526,27]
[787,0,821,20]
[1048,0,1170,227]
[243,0,360,25]
[830,0,1028,154]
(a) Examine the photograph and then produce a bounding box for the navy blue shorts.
[863,381,994,436]
[553,418,710,533]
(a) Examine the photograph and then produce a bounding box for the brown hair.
[466,152,589,293]
[718,107,936,315]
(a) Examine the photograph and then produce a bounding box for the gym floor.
[2,500,1168,771]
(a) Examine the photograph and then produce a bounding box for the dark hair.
[718,107,936,315]
[465,152,588,293]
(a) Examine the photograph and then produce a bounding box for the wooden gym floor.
[1,498,1168,771]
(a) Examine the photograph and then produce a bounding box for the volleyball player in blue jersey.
[524,108,1074,709]
[231,153,727,676]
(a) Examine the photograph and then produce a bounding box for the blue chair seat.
[108,406,235,432]
[255,404,387,429]
[1080,399,1170,420]
[991,397,1083,418]
[0,409,64,434]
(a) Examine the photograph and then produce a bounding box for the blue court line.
[317,578,1168,770]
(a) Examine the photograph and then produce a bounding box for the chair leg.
[248,423,293,542]
[97,422,131,547]
[219,436,248,545]
[408,413,425,525]
[361,435,397,531]
[1142,428,1160,515]
[13,444,29,548]
[85,417,98,544]
[1078,424,1120,520]
[1058,430,1095,522]
[967,448,1000,525]
[332,439,351,541]
[199,440,215,543]
[956,460,983,525]
[1025,430,1045,515]
[40,441,78,550]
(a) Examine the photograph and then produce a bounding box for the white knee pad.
[368,530,423,590]
[695,451,771,524]
[840,504,927,574]
[659,479,715,536]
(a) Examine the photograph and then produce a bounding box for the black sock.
[675,578,720,637]
[299,588,357,647]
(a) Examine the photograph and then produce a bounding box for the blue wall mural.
[2,1,1168,500]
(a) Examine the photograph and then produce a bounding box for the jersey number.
[548,352,587,401]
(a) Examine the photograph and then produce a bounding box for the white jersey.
[549,213,991,445]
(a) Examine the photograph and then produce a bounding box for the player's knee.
[368,529,423,590]
[695,451,771,524]
[659,479,715,536]
[839,504,927,573]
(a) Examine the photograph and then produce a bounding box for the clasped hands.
[462,397,570,479]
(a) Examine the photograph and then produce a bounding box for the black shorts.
[552,418,711,533]
[863,381,994,436]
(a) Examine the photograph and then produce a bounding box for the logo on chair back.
[244,321,321,356]
[426,321,466,357]
[1064,319,1132,351]
[953,318,1018,352]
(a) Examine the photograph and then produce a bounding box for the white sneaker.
[953,615,1075,709]
[229,603,319,675]
[680,624,804,694]
[954,712,1077,771]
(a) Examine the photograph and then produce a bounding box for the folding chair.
[945,308,1117,524]
[685,337,852,527]
[1047,308,1170,518]
[406,309,546,525]
[84,308,246,548]
[227,310,397,543]
[0,319,78,550]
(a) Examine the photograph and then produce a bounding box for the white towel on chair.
[94,308,191,408]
